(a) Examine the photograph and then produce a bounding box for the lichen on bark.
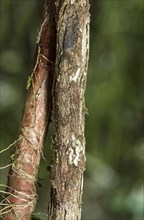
[48,1,90,219]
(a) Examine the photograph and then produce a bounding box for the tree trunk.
[48,1,90,219]
[1,1,56,219]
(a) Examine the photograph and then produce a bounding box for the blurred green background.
[0,0,143,219]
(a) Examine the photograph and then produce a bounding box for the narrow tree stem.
[2,1,56,219]
[48,1,90,219]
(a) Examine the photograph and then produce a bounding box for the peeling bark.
[48,0,90,219]
[2,1,56,219]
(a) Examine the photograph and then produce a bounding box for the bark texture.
[48,0,90,219]
[1,1,56,219]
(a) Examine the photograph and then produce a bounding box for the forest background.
[0,0,143,219]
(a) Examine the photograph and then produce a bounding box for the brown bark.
[48,0,90,219]
[1,1,56,219]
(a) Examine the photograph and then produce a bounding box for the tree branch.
[2,1,56,219]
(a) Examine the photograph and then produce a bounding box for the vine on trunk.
[1,1,56,219]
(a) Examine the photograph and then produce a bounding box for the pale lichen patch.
[70,0,75,5]
[70,68,81,82]
[68,134,84,167]
[55,149,60,164]
[24,152,32,163]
